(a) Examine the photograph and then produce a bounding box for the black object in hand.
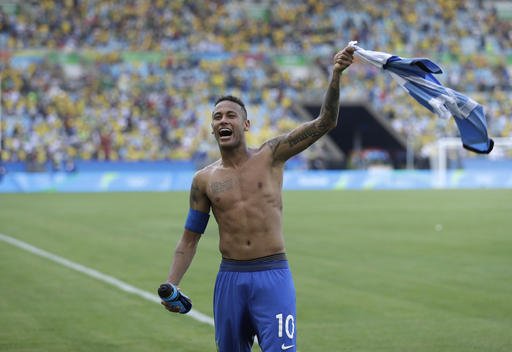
[158,283,192,314]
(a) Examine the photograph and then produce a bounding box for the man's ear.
[244,119,251,131]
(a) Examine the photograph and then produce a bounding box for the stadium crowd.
[0,0,511,169]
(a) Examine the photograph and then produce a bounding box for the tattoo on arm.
[190,181,200,206]
[267,137,281,152]
[287,125,323,147]
[265,137,283,158]
[319,74,341,126]
[264,74,340,161]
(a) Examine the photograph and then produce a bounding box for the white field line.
[0,233,214,326]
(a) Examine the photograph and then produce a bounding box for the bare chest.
[207,162,282,210]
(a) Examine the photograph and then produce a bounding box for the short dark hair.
[214,95,247,117]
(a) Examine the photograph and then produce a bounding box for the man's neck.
[220,145,251,168]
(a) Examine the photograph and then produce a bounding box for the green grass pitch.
[1,190,511,351]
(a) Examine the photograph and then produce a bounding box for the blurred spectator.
[0,0,510,169]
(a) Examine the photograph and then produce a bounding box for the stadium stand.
[0,0,510,170]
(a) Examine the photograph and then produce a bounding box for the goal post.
[434,137,512,188]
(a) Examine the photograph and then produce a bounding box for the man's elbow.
[316,118,337,132]
[181,230,202,247]
[327,121,338,131]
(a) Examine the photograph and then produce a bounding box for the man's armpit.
[266,136,283,156]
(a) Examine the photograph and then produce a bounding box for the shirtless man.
[161,46,354,351]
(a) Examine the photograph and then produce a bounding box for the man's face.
[211,100,250,149]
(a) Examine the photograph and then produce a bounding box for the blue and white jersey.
[349,41,494,154]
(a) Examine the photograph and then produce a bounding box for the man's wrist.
[331,70,343,82]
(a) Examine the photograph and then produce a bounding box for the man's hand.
[333,46,355,74]
[160,292,192,313]
[158,283,193,314]
[161,300,186,313]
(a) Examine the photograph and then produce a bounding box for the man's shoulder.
[193,160,221,180]
[256,137,287,167]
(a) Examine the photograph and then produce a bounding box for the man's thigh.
[250,268,297,352]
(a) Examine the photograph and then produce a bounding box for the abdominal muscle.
[212,193,286,260]
[205,148,286,260]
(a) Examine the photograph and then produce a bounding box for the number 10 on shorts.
[275,313,295,339]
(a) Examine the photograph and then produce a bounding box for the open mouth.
[219,128,233,139]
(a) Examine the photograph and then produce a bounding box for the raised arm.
[263,46,354,163]
[166,172,211,286]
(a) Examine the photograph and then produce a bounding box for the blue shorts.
[214,253,297,352]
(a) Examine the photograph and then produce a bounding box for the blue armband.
[184,208,210,234]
